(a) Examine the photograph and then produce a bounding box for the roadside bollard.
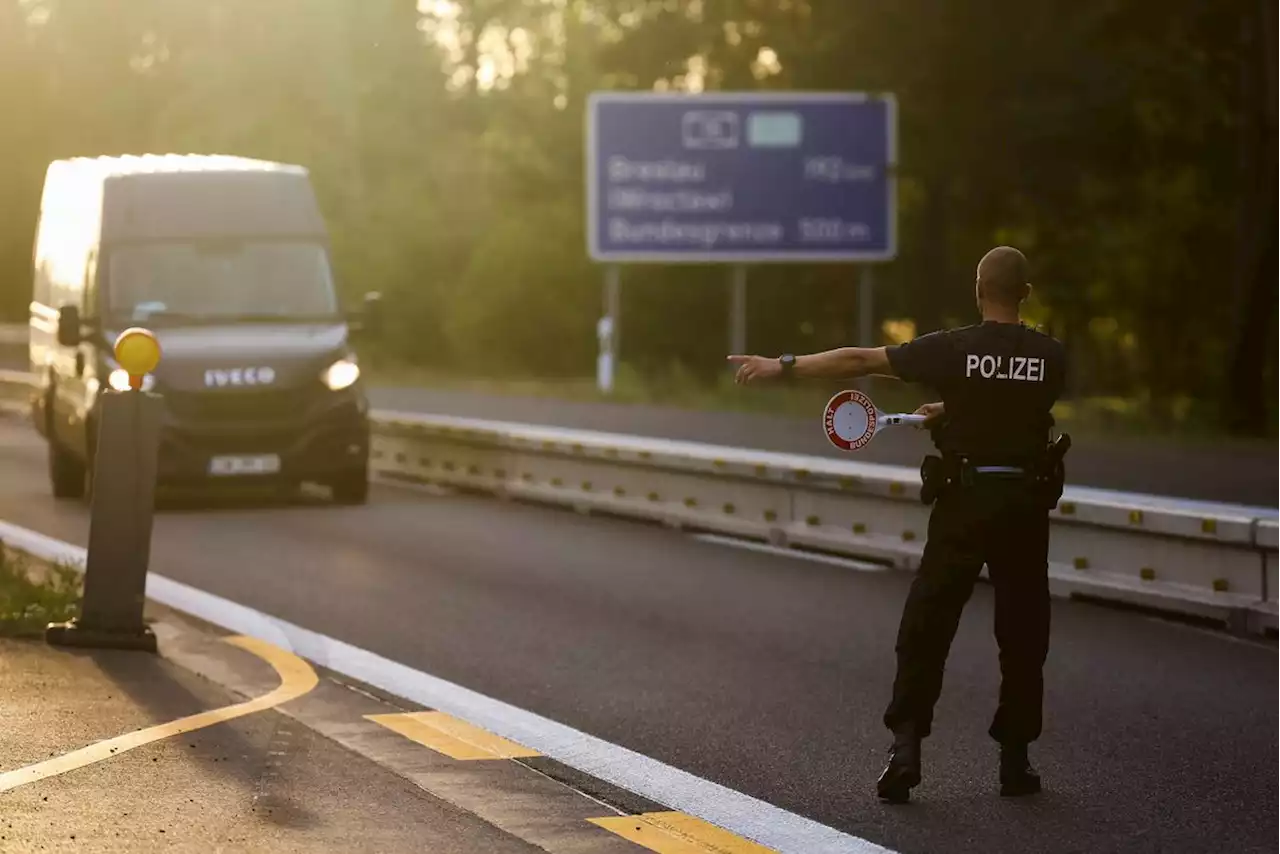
[46,328,163,653]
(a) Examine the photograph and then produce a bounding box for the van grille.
[160,386,322,424]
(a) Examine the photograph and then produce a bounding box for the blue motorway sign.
[586,91,896,264]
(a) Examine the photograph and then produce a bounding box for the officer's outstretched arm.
[794,346,896,380]
[728,347,898,384]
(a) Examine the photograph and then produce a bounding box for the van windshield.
[105,241,339,324]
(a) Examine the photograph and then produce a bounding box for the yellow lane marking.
[365,711,540,760]
[589,811,777,854]
[0,635,318,793]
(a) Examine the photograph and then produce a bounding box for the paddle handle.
[878,413,928,428]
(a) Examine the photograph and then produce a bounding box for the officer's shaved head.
[976,246,1031,307]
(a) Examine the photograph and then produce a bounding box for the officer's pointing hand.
[726,355,781,385]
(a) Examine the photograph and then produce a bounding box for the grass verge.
[0,545,82,638]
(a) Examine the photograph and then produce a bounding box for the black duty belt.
[920,435,1071,507]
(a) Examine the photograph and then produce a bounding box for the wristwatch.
[779,354,796,377]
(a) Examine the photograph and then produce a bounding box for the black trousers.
[883,478,1051,745]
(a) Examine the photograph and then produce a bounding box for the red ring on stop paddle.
[824,389,878,451]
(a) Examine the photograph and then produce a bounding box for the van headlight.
[107,369,155,392]
[323,358,360,391]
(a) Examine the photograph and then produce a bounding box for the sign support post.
[729,264,747,358]
[598,266,620,394]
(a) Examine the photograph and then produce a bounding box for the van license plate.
[208,455,281,476]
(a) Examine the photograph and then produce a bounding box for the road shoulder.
[0,628,561,853]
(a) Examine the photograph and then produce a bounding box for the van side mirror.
[56,305,82,348]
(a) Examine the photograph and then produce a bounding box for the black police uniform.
[875,319,1067,803]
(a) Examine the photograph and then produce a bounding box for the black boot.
[999,743,1041,797]
[876,727,921,803]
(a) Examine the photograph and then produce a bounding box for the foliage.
[0,546,82,637]
[0,0,1273,433]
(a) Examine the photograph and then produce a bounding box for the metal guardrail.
[1,364,1276,636]
[369,410,1278,637]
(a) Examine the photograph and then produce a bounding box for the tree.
[1224,0,1278,434]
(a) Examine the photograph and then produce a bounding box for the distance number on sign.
[798,218,872,243]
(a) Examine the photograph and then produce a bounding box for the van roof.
[46,154,328,242]
[51,153,310,180]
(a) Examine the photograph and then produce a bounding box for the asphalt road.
[0,418,1274,854]
[369,386,1279,507]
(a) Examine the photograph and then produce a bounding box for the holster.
[919,454,960,505]
[1030,432,1071,510]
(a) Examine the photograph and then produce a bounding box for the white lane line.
[693,533,890,573]
[0,518,896,854]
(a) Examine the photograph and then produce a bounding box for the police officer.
[728,246,1067,803]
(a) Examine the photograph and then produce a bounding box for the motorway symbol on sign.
[586,91,897,264]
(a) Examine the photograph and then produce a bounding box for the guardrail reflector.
[1129,510,1144,526]
[723,503,736,514]
[852,522,867,534]
[683,497,698,508]
[763,509,777,522]
[648,492,660,502]
[1140,567,1156,581]
[1059,502,1076,515]
[1073,557,1089,570]
[901,530,916,541]
[754,464,767,476]
[1212,578,1229,592]
[581,481,593,492]
[890,482,904,496]
[806,515,820,527]
[1202,519,1217,535]
[613,486,626,497]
